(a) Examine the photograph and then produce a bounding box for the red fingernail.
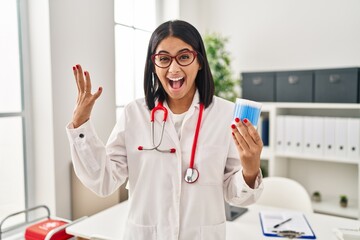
[231,124,236,129]
[98,87,102,91]
[84,71,87,76]
[72,66,76,71]
[76,64,80,69]
[232,132,235,136]
[235,118,240,123]
[243,119,248,123]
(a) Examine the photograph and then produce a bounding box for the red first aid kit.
[25,219,73,240]
[0,205,74,240]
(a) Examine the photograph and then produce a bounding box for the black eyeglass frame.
[151,50,198,68]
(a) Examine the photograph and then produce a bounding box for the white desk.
[66,200,359,239]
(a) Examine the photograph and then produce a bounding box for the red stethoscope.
[138,101,204,183]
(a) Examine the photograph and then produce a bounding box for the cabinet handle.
[329,74,341,83]
[252,77,263,85]
[288,75,299,84]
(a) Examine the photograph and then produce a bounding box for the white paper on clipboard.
[259,211,316,239]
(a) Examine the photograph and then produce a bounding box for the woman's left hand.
[231,118,263,188]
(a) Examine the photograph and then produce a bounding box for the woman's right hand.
[71,64,102,128]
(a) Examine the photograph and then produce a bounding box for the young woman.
[67,20,263,240]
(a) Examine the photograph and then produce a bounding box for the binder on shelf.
[276,116,286,152]
[347,118,360,159]
[258,116,263,139]
[292,116,304,153]
[311,117,324,156]
[323,117,336,157]
[261,117,270,147]
[284,116,294,153]
[303,116,313,154]
[284,116,304,153]
[259,211,316,239]
[335,118,347,158]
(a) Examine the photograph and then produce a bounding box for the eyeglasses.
[151,51,198,68]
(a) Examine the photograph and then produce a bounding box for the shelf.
[263,102,360,110]
[259,101,360,220]
[312,197,359,219]
[275,152,359,165]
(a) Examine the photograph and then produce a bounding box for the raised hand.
[72,64,102,128]
[231,118,263,188]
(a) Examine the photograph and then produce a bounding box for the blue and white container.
[233,98,262,127]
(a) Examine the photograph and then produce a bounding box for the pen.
[273,218,292,228]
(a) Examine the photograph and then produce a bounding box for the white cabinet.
[259,102,360,219]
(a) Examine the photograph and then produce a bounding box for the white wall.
[27,0,116,219]
[180,0,360,74]
[27,0,56,216]
[157,0,180,22]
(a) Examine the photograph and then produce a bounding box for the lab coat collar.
[146,89,201,127]
[141,89,201,112]
[189,89,201,110]
[162,89,201,112]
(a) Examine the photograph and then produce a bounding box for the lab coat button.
[79,133,84,138]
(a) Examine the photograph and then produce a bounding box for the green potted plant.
[312,191,321,202]
[204,33,240,102]
[340,195,348,208]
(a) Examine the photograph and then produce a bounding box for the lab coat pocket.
[123,221,157,240]
[200,221,226,240]
[197,146,227,186]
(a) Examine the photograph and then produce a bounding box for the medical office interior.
[1,0,360,239]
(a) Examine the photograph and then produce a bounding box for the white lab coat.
[66,91,263,240]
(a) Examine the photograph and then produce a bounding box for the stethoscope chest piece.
[184,167,199,183]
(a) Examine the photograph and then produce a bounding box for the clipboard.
[259,211,316,239]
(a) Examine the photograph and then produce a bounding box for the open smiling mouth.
[169,77,185,89]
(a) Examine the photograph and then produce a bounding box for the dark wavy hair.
[143,20,214,110]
